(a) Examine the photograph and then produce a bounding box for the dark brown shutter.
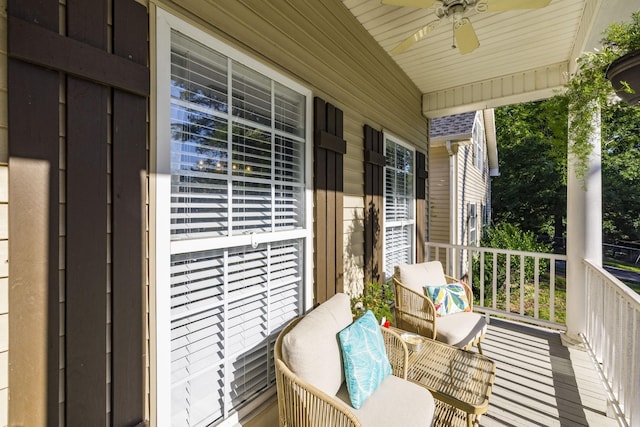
[364,125,385,284]
[8,0,149,425]
[416,151,428,263]
[314,97,346,304]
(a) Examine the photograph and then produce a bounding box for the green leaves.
[350,281,394,323]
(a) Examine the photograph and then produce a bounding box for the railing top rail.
[584,258,640,308]
[426,242,568,260]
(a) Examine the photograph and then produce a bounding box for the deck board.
[480,319,618,427]
[246,318,620,426]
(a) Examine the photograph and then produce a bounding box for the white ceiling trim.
[422,61,569,117]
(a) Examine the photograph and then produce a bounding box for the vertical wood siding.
[415,151,427,263]
[7,0,149,425]
[8,2,60,425]
[364,125,385,284]
[0,0,9,423]
[314,97,346,303]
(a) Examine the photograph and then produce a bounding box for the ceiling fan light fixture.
[388,0,551,55]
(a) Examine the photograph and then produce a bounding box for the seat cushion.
[338,311,392,409]
[397,261,447,294]
[335,375,435,427]
[436,311,487,348]
[282,293,353,396]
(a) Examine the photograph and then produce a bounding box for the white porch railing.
[584,259,640,427]
[425,242,567,330]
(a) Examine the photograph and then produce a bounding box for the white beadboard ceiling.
[342,0,640,117]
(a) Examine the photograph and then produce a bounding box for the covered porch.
[247,315,619,426]
[3,0,639,426]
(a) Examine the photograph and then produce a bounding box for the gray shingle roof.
[429,111,476,138]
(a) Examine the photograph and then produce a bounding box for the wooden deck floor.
[245,318,620,427]
[480,318,618,427]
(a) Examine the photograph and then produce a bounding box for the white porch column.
[566,104,602,340]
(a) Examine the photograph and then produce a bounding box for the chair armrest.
[392,278,436,339]
[380,326,408,379]
[275,359,361,427]
[275,319,361,427]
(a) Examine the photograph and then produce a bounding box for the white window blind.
[473,115,484,172]
[384,137,415,279]
[469,203,477,246]
[167,29,309,426]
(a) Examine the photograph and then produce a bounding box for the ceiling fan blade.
[391,19,441,54]
[454,18,480,55]
[381,0,437,8]
[486,0,551,11]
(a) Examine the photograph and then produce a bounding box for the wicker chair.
[393,261,487,354]
[274,293,435,427]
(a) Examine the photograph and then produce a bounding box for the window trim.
[153,8,314,425]
[473,114,485,173]
[469,202,477,246]
[382,131,416,280]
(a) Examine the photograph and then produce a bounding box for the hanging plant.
[563,10,640,182]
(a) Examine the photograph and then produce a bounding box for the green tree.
[601,103,640,243]
[493,98,568,247]
[494,98,640,247]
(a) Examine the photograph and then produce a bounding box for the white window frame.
[469,203,477,246]
[473,115,484,173]
[153,9,314,426]
[382,132,416,280]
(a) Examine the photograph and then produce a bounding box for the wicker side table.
[392,328,496,427]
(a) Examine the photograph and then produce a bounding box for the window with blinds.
[383,136,415,279]
[165,28,310,426]
[469,203,477,246]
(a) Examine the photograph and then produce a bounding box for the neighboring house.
[429,110,499,267]
[0,1,627,426]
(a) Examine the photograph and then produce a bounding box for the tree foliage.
[492,98,568,246]
[601,103,640,243]
[493,97,640,246]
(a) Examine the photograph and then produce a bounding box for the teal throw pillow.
[338,310,392,409]
[424,283,471,317]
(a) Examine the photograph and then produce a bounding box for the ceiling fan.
[384,0,552,55]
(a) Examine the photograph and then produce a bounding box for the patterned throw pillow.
[338,310,392,409]
[424,283,471,317]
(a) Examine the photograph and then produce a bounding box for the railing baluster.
[632,308,638,427]
[506,253,511,314]
[480,251,485,307]
[520,255,525,316]
[492,252,497,310]
[534,257,539,319]
[550,259,555,323]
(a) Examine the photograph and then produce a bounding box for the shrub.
[350,281,394,323]
[472,223,552,296]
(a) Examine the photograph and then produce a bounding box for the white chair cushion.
[282,293,353,396]
[397,261,448,294]
[435,311,487,348]
[335,375,435,427]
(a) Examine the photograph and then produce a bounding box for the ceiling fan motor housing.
[435,0,480,19]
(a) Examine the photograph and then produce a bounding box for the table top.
[395,330,496,415]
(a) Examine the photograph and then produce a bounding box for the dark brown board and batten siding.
[8,0,148,425]
[416,150,428,263]
[364,125,385,284]
[314,97,346,304]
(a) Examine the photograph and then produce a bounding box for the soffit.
[342,0,640,117]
